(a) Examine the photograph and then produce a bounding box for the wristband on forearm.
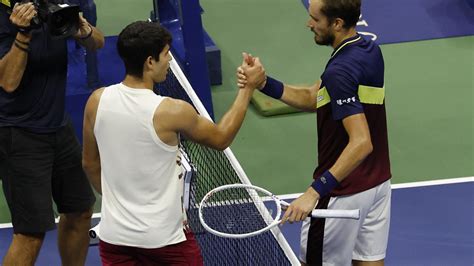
[14,41,30,53]
[311,170,339,198]
[15,38,29,46]
[260,76,284,99]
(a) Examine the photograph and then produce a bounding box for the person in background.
[0,1,104,265]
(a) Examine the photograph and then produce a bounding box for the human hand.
[9,2,37,29]
[237,52,266,89]
[74,14,93,39]
[280,187,320,225]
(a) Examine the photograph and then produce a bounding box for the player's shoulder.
[90,87,106,101]
[324,61,354,79]
[85,87,106,110]
[156,97,196,118]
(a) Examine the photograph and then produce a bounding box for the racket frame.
[198,183,283,238]
[199,184,361,239]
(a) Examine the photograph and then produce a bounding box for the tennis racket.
[198,184,359,238]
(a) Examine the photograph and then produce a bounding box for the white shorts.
[300,179,391,265]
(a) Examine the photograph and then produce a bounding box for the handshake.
[235,52,267,91]
[236,52,285,100]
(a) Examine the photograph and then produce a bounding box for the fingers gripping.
[10,3,37,28]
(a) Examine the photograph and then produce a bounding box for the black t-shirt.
[0,6,68,133]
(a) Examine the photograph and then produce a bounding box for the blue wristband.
[260,76,284,99]
[311,170,339,198]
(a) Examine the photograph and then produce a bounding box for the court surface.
[0,178,472,265]
[0,0,472,264]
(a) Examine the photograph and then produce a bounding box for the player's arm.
[158,86,254,151]
[157,57,264,150]
[73,14,104,51]
[278,81,320,112]
[328,113,373,180]
[0,3,36,93]
[82,88,104,194]
[281,114,372,224]
[236,54,320,112]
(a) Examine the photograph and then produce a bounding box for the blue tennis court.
[1,179,472,265]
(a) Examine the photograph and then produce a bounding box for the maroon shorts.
[99,230,204,266]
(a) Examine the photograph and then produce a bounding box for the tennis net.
[153,54,298,265]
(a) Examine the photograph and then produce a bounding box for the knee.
[13,232,45,248]
[60,208,93,228]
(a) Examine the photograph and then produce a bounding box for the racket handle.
[280,201,360,220]
[311,209,360,220]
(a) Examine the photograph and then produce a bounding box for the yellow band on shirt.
[0,0,11,8]
[316,85,385,109]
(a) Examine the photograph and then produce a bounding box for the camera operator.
[0,1,104,265]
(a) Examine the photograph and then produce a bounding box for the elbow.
[82,159,94,174]
[360,138,373,158]
[1,81,19,93]
[351,137,373,160]
[212,136,232,151]
[210,129,234,151]
[303,106,318,113]
[214,140,231,151]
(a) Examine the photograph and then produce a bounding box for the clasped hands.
[236,52,266,90]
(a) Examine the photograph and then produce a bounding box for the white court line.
[0,176,472,229]
[277,176,473,200]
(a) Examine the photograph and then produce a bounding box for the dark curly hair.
[117,21,172,78]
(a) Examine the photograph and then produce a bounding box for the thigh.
[138,231,204,266]
[301,189,378,266]
[52,122,95,213]
[99,240,139,266]
[353,180,391,261]
[0,127,56,233]
[300,196,330,265]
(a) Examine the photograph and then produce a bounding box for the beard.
[313,31,335,46]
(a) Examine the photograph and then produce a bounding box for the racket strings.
[200,187,278,235]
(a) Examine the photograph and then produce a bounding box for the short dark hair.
[117,21,172,78]
[320,0,360,29]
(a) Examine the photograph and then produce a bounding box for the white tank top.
[94,83,186,248]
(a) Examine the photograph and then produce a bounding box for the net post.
[151,0,215,118]
[180,0,214,118]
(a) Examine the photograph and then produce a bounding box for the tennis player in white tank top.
[82,21,266,265]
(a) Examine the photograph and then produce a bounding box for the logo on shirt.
[317,95,324,102]
[336,97,357,106]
